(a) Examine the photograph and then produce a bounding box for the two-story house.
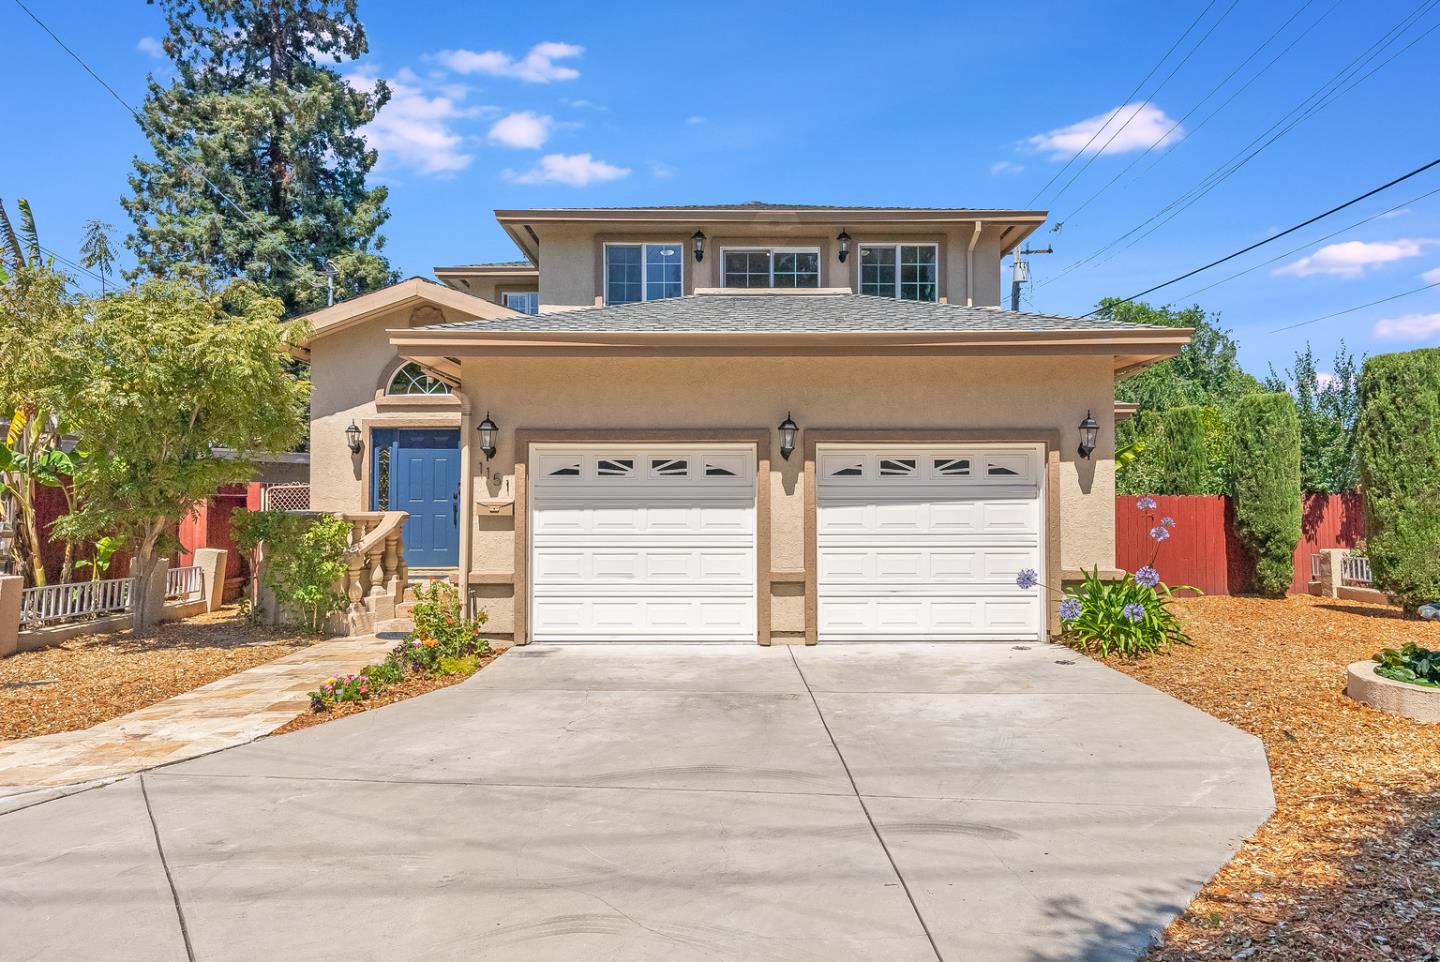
[294,204,1190,646]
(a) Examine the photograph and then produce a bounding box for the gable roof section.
[391,292,1191,375]
[293,276,520,347]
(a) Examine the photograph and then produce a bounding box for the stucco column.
[455,388,475,600]
[193,548,228,612]
[0,575,21,658]
[1318,548,1347,598]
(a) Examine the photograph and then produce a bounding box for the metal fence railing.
[21,577,135,628]
[166,564,204,600]
[260,482,310,512]
[1342,554,1372,585]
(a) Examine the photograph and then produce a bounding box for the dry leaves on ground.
[1109,594,1440,962]
[0,607,313,741]
[271,649,502,736]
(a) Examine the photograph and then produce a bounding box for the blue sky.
[5,0,1439,380]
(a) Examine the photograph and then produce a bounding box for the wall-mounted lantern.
[836,229,851,263]
[345,420,363,454]
[478,413,499,460]
[778,413,799,460]
[692,230,707,263]
[1077,411,1099,460]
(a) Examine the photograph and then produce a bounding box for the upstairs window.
[722,248,820,288]
[605,243,684,304]
[859,244,938,302]
[503,290,539,314]
[386,362,451,396]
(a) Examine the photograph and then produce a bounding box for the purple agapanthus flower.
[1015,569,1039,590]
[1122,602,1146,623]
[1150,526,1171,542]
[1136,496,1157,511]
[1134,565,1161,588]
[1160,516,1175,528]
[1059,598,1083,621]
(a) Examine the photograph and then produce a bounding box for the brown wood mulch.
[0,607,313,742]
[270,649,501,736]
[1103,593,1440,962]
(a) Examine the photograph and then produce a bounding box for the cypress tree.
[123,0,395,317]
[1357,349,1440,611]
[1230,393,1302,597]
[1156,406,1211,494]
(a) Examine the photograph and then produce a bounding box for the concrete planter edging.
[1346,660,1440,723]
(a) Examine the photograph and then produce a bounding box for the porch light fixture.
[691,229,706,262]
[778,413,799,460]
[344,420,363,454]
[836,229,851,263]
[1077,411,1099,460]
[478,413,498,460]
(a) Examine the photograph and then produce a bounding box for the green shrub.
[365,658,405,686]
[1057,566,1192,657]
[1119,406,1231,495]
[1156,406,1211,494]
[1357,349,1440,611]
[232,510,352,631]
[1230,393,1301,597]
[437,654,481,676]
[1373,643,1440,689]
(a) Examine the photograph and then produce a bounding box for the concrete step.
[372,617,414,640]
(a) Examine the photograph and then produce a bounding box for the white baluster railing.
[21,577,135,628]
[1342,554,1372,585]
[166,564,204,600]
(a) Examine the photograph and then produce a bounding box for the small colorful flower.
[1150,526,1170,542]
[423,638,439,648]
[1160,516,1175,528]
[1015,569,1039,590]
[1136,496,1157,511]
[1059,598,1083,621]
[1134,565,1160,588]
[1122,602,1146,623]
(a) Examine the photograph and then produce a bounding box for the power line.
[37,245,105,286]
[1025,0,1223,207]
[1082,156,1440,316]
[1268,280,1440,333]
[1046,0,1241,207]
[11,0,325,287]
[1042,0,1440,289]
[1173,183,1440,301]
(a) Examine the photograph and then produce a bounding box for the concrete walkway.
[0,633,396,813]
[1,643,1274,961]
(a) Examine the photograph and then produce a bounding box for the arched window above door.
[386,362,452,396]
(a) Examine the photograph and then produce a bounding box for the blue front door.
[371,428,461,567]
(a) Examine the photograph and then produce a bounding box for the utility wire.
[1082,157,1440,316]
[37,245,106,286]
[1269,280,1440,333]
[1042,0,1440,289]
[1173,183,1440,301]
[12,0,325,286]
[1025,0,1223,207]
[1046,0,1241,207]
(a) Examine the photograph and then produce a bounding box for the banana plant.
[75,534,125,582]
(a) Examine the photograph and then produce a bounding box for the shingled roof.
[418,292,1151,334]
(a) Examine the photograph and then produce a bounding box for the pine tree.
[123,0,395,317]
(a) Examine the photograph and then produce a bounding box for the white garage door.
[817,444,1044,641]
[530,445,757,641]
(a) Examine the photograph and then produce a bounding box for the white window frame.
[856,242,939,302]
[603,242,686,305]
[502,290,539,314]
[719,246,822,289]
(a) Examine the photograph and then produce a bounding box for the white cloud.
[1274,239,1433,278]
[1315,371,1339,390]
[564,98,606,111]
[349,68,496,176]
[137,36,164,58]
[1027,103,1182,159]
[686,115,707,125]
[436,41,583,83]
[1423,266,1440,283]
[650,162,676,179]
[990,160,1024,176]
[505,153,630,187]
[1374,312,1440,340]
[487,111,553,149]
[1379,207,1411,219]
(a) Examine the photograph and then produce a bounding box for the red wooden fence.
[1115,493,1366,595]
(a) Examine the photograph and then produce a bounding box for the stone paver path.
[0,633,395,812]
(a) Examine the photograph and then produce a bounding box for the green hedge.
[1156,406,1212,495]
[1357,349,1440,611]
[1230,393,1301,597]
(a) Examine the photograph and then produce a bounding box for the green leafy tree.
[1263,342,1362,493]
[55,275,308,630]
[1230,393,1302,597]
[1154,406,1211,494]
[1356,349,1440,611]
[79,220,119,294]
[123,0,395,317]
[232,511,350,631]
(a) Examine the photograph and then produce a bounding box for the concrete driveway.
[2,643,1273,962]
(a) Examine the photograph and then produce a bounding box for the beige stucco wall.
[534,221,1011,311]
[438,274,537,308]
[460,352,1117,636]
